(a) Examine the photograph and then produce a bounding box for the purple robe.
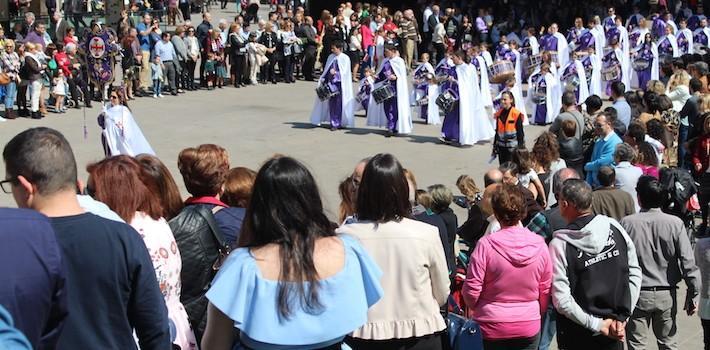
[377,60,398,132]
[358,80,372,112]
[603,16,616,33]
[562,63,580,101]
[694,30,709,46]
[677,32,690,53]
[652,17,666,39]
[575,30,595,52]
[325,59,343,128]
[636,44,654,90]
[532,73,548,125]
[658,37,674,57]
[542,34,558,52]
[629,30,642,49]
[602,49,621,95]
[441,67,461,141]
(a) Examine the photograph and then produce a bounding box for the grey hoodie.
[549,214,642,332]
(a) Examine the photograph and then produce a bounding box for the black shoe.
[272,80,277,84]
[172,92,178,96]
[19,109,29,117]
[31,111,42,119]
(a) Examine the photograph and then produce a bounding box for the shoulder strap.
[196,205,228,252]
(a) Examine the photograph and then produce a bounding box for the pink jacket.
[463,226,552,339]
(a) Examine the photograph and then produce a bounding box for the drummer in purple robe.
[567,17,585,46]
[603,7,617,33]
[440,59,461,142]
[634,33,656,90]
[366,44,412,137]
[694,18,710,48]
[602,32,623,96]
[574,28,596,53]
[677,19,694,54]
[542,23,569,69]
[652,14,667,39]
[310,40,355,130]
[657,25,679,58]
[377,52,398,133]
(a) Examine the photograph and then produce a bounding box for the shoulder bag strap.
[196,206,231,270]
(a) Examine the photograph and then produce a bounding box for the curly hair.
[646,119,669,147]
[532,131,560,171]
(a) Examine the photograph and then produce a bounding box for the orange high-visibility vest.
[496,107,522,148]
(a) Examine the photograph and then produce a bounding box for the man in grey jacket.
[621,176,700,350]
[550,179,642,350]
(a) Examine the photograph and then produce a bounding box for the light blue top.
[585,131,623,187]
[612,98,632,127]
[153,40,177,62]
[206,234,383,350]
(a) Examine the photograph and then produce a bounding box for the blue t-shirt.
[136,22,151,51]
[206,235,383,349]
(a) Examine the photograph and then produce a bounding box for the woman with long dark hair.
[135,154,184,221]
[342,153,449,350]
[202,156,382,350]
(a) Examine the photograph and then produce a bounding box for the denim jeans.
[538,299,556,350]
[153,79,162,96]
[3,81,16,108]
[678,124,690,170]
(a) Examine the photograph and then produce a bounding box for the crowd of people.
[2,1,710,350]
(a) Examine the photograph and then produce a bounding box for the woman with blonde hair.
[456,174,482,206]
[646,79,666,95]
[666,66,691,112]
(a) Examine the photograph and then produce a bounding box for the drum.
[435,89,459,114]
[695,43,708,55]
[355,90,368,104]
[413,97,428,106]
[372,83,397,104]
[563,74,580,92]
[489,60,515,83]
[548,51,559,64]
[527,53,543,72]
[632,58,650,71]
[315,84,339,101]
[601,65,620,81]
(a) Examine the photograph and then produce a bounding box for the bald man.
[484,168,503,187]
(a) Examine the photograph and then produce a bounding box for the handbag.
[0,72,10,85]
[447,296,483,350]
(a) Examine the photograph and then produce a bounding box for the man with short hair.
[550,179,642,350]
[550,91,585,140]
[154,32,178,95]
[2,127,170,349]
[196,13,213,87]
[136,14,154,92]
[483,168,503,187]
[591,166,636,221]
[679,77,703,169]
[621,176,700,350]
[611,81,631,127]
[0,208,66,349]
[614,143,643,212]
[23,23,48,50]
[585,113,623,187]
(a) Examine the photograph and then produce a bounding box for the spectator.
[221,167,256,208]
[463,184,552,349]
[456,174,488,247]
[2,127,170,349]
[692,116,710,230]
[202,156,383,349]
[228,23,247,87]
[171,26,189,93]
[581,95,604,158]
[23,22,48,50]
[635,141,660,178]
[0,208,66,349]
[0,39,20,120]
[621,176,700,350]
[500,162,545,231]
[0,305,31,350]
[550,91,585,140]
[613,143,643,213]
[196,13,214,87]
[20,43,44,119]
[338,175,357,224]
[432,15,447,63]
[532,132,566,207]
[513,148,547,207]
[549,179,641,350]
[341,153,449,350]
[585,113,623,187]
[137,14,155,93]
[611,81,631,128]
[558,120,584,177]
[679,78,703,169]
[428,184,457,263]
[135,154,184,221]
[591,166,636,221]
[86,156,197,350]
[543,168,581,233]
[184,26,200,91]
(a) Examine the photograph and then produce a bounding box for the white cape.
[422,83,441,125]
[366,56,412,134]
[592,27,606,60]
[474,56,493,109]
[618,25,632,92]
[552,32,570,69]
[102,105,155,157]
[356,76,374,112]
[509,50,528,124]
[454,63,494,145]
[587,53,603,97]
[482,51,493,67]
[529,72,561,124]
[656,34,680,57]
[528,36,540,55]
[561,60,590,104]
[310,53,355,127]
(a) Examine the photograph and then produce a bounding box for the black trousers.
[483,333,540,350]
[231,54,246,85]
[702,319,710,350]
[700,172,710,227]
[262,53,277,83]
[556,314,623,350]
[302,45,317,80]
[179,2,190,21]
[497,146,515,165]
[16,82,27,111]
[199,54,208,86]
[68,76,89,106]
[433,42,446,64]
[281,55,295,83]
[187,60,197,89]
[177,61,189,89]
[345,332,445,350]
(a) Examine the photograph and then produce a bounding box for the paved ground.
[0,5,705,349]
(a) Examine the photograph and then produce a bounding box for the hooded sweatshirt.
[463,225,552,340]
[549,214,642,337]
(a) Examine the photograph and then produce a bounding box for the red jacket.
[54,51,71,77]
[692,134,710,175]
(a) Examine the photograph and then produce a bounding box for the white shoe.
[153,94,158,98]
[158,94,164,98]
[0,116,7,122]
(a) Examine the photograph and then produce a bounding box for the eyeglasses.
[0,178,18,194]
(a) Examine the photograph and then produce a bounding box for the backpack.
[168,204,230,341]
[659,167,697,218]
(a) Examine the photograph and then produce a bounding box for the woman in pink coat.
[463,184,553,349]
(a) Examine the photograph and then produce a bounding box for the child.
[204,52,217,90]
[51,70,68,113]
[151,55,164,98]
[513,148,547,207]
[356,67,374,113]
[215,52,227,89]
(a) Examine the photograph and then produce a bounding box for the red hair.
[87,155,164,223]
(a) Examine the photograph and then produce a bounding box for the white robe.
[592,27,606,63]
[482,51,493,67]
[374,35,385,70]
[552,32,570,69]
[656,34,680,57]
[529,72,561,124]
[366,56,412,134]
[618,25,632,92]
[588,53,603,97]
[510,49,528,123]
[411,62,434,104]
[527,36,540,55]
[102,105,155,157]
[678,28,694,54]
[310,53,355,127]
[454,63,494,145]
[422,83,441,125]
[561,60,590,105]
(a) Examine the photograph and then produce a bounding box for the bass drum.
[435,89,459,114]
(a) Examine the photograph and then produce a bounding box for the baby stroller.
[660,167,700,247]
